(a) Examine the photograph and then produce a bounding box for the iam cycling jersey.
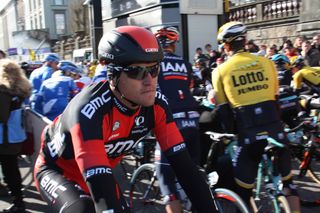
[292,66,320,89]
[157,52,199,113]
[34,81,184,194]
[212,51,279,108]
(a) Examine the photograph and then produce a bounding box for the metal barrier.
[22,107,52,189]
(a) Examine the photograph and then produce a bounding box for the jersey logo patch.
[135,116,144,126]
[112,121,120,131]
[81,90,111,119]
[105,136,144,158]
[161,62,187,73]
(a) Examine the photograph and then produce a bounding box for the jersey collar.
[112,93,139,116]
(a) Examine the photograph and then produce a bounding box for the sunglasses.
[122,64,160,80]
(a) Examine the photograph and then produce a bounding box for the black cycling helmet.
[98,26,163,67]
[154,26,180,47]
[217,22,247,44]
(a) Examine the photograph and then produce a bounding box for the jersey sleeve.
[152,92,184,152]
[293,71,303,89]
[269,59,279,96]
[212,67,228,104]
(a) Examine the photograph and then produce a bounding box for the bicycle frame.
[253,137,286,213]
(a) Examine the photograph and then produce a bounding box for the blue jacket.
[29,64,55,112]
[0,108,26,144]
[36,75,77,120]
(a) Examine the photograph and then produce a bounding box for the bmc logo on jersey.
[47,124,65,158]
[85,166,112,179]
[40,175,67,199]
[105,137,144,157]
[81,91,111,119]
[161,62,187,73]
[145,48,158,52]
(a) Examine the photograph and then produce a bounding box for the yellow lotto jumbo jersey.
[212,52,278,108]
[293,66,320,89]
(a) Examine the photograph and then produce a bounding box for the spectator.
[284,44,298,59]
[301,40,320,66]
[193,47,209,63]
[29,53,60,113]
[204,43,212,58]
[257,44,267,56]
[311,34,320,52]
[265,46,277,58]
[208,50,219,69]
[245,39,259,53]
[293,36,305,54]
[279,39,293,53]
[0,59,32,212]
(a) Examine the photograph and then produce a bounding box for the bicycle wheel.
[276,196,291,213]
[129,163,163,212]
[251,195,290,213]
[213,188,249,213]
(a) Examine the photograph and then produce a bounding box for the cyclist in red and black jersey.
[34,26,216,213]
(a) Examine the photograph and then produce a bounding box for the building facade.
[0,0,90,61]
[101,0,223,62]
[228,0,320,46]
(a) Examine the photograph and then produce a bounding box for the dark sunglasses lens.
[125,65,159,80]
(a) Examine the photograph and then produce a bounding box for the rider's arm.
[153,101,217,213]
[69,119,126,212]
[211,67,228,105]
[165,149,217,213]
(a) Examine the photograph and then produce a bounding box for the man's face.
[313,36,320,46]
[302,42,311,52]
[117,62,159,107]
[267,48,275,56]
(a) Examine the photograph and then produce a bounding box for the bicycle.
[205,132,291,213]
[284,94,320,185]
[129,140,249,212]
[120,135,157,180]
[250,137,291,213]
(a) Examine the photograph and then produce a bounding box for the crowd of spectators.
[191,34,320,97]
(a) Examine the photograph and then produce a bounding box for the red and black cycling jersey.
[157,52,199,113]
[35,81,184,193]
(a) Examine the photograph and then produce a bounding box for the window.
[55,13,65,34]
[54,0,63,5]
